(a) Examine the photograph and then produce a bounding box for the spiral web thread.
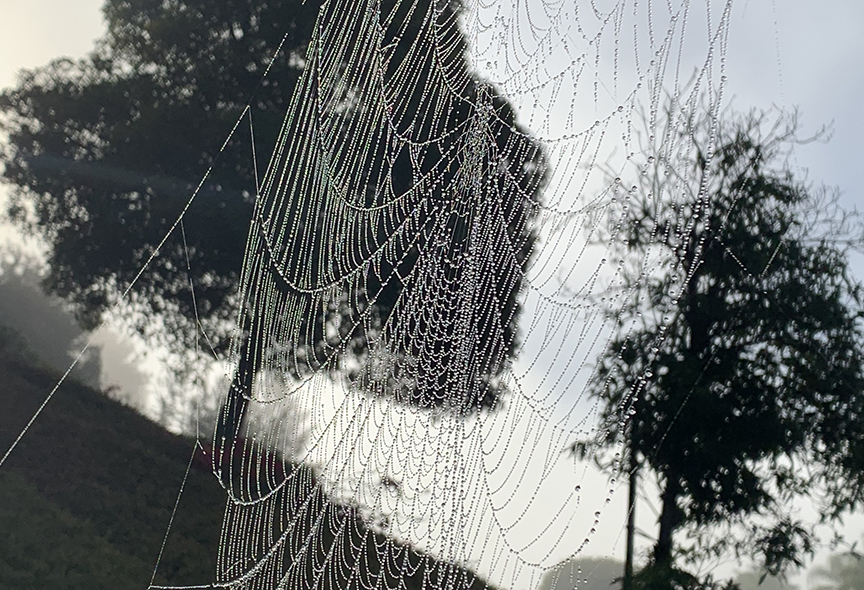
[178,1,734,589]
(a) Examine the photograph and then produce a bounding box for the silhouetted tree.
[0,258,101,387]
[808,540,864,590]
[573,108,864,588]
[0,0,320,356]
[0,0,545,429]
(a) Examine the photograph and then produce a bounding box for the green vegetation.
[574,109,864,588]
[0,0,544,415]
[0,333,501,588]
[0,337,224,587]
[0,472,149,589]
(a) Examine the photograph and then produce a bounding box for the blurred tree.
[808,543,864,590]
[0,257,101,387]
[0,0,544,429]
[0,0,321,357]
[735,570,798,590]
[572,109,864,589]
[537,558,623,590]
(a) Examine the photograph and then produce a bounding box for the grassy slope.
[0,348,500,590]
[0,350,225,588]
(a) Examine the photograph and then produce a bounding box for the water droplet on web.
[153,5,753,586]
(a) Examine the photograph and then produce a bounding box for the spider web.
[155,0,734,588]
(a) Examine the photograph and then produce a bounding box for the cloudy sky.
[2,1,862,204]
[1,1,863,588]
[726,0,864,199]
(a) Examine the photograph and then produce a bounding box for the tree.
[734,569,799,590]
[573,108,864,588]
[538,558,623,590]
[0,0,544,427]
[808,541,864,590]
[0,0,318,354]
[0,257,101,388]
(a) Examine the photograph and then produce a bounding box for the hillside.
[0,344,224,588]
[538,558,622,590]
[0,339,499,590]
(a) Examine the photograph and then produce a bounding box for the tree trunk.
[623,428,638,590]
[213,331,256,480]
[653,471,682,567]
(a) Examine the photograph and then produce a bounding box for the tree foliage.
[577,108,864,583]
[0,0,544,413]
[0,0,321,352]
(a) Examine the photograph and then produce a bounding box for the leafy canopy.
[578,107,864,583]
[0,0,544,414]
[0,0,321,354]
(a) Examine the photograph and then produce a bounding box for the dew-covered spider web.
[153,0,734,589]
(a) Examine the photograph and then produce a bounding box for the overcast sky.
[1,1,862,198]
[727,1,864,211]
[1,1,863,588]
